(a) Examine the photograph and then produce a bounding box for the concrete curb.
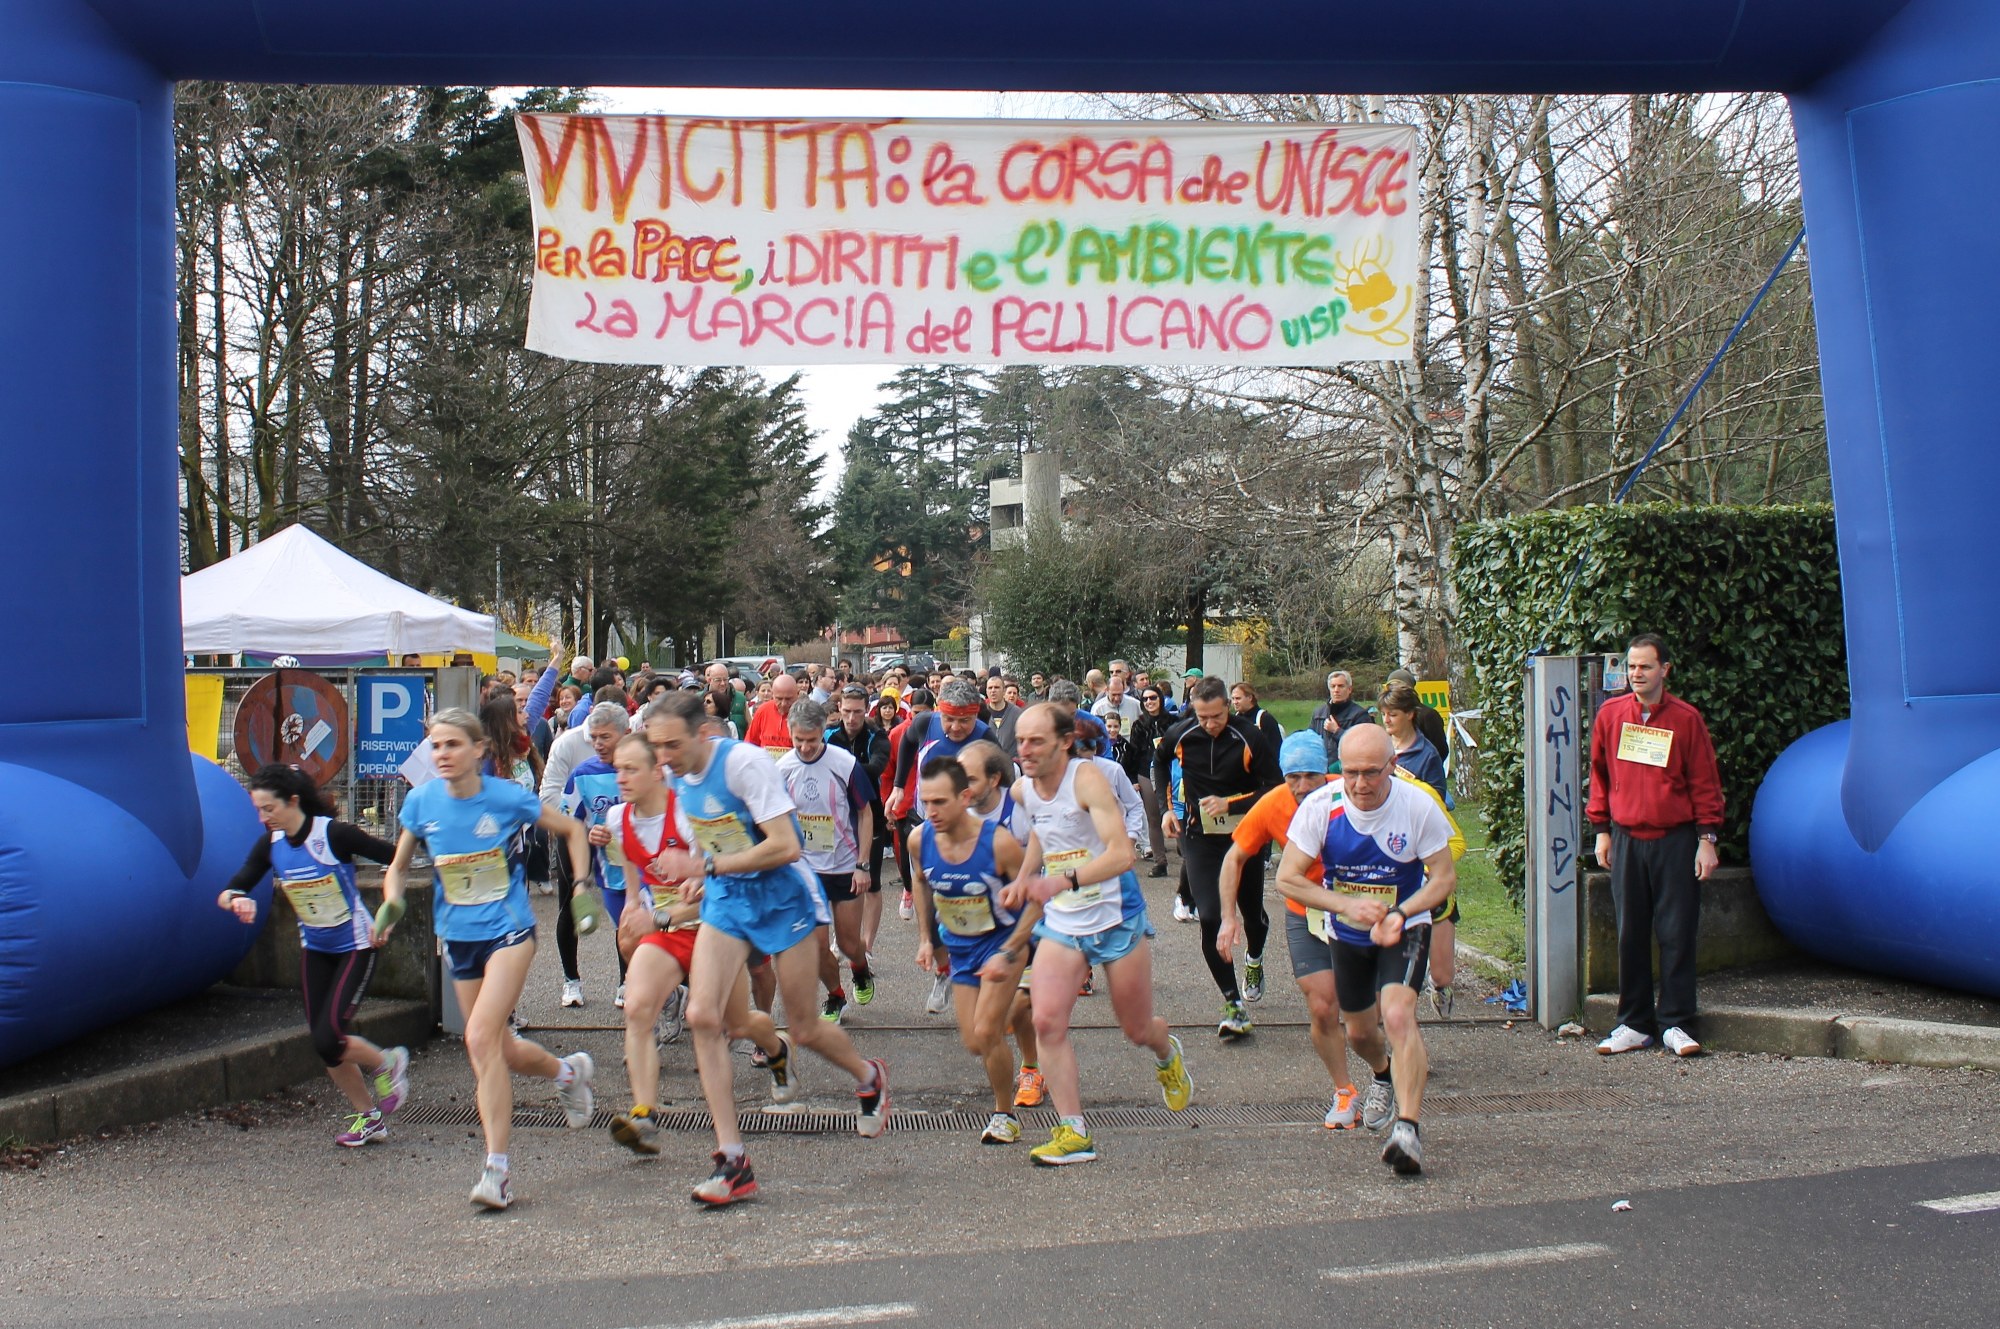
[0,1000,432,1146]
[1583,994,2000,1072]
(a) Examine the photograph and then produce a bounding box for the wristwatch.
[702,850,718,877]
[1064,870,1080,891]
[1698,832,1719,844]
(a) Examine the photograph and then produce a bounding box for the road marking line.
[616,1307,920,1329]
[1321,1242,1612,1282]
[1917,1190,2000,1215]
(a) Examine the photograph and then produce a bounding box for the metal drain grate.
[395,1087,1633,1134]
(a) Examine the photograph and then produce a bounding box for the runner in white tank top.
[999,703,1192,1166]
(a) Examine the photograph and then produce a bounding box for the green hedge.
[1452,503,1845,901]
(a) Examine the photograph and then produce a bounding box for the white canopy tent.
[181,524,495,658]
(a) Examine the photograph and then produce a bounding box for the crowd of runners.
[217,650,1466,1208]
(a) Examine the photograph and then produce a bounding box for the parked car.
[697,655,786,687]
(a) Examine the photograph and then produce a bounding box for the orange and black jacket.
[1155,713,1282,835]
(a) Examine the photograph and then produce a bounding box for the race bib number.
[935,892,998,937]
[1616,723,1674,768]
[799,813,838,854]
[280,873,351,927]
[1336,877,1398,925]
[604,833,631,868]
[434,846,511,906]
[1306,906,1332,942]
[1202,803,1245,835]
[1044,847,1101,909]
[643,884,697,930]
[764,745,791,761]
[688,812,756,857]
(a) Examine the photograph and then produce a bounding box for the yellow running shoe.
[1030,1123,1097,1166]
[1156,1035,1192,1111]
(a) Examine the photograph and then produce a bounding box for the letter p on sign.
[370,680,413,734]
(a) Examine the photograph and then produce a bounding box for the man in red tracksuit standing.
[1586,633,1725,1059]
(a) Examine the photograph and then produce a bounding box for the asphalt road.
[5,874,1997,1326]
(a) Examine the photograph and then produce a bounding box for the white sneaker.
[470,1164,512,1210]
[535,880,555,896]
[614,983,627,1010]
[1381,1119,1423,1176]
[556,1052,595,1127]
[1172,898,1196,923]
[1596,1024,1654,1056]
[656,985,687,1046]
[924,971,952,1015]
[560,979,584,1008]
[1662,1026,1703,1057]
[899,890,915,921]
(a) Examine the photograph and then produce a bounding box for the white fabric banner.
[516,114,1418,366]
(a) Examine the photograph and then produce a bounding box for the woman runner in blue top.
[380,708,596,1211]
[217,764,405,1148]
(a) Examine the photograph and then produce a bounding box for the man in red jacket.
[1585,633,1724,1059]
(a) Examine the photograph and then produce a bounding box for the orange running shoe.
[1014,1066,1046,1108]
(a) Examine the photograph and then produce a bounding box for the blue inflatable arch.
[1,0,1992,1062]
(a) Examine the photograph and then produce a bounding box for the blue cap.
[1279,731,1328,776]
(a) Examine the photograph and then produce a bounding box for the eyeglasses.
[1142,694,1161,702]
[841,686,868,699]
[1343,764,1390,780]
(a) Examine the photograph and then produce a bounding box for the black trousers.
[1610,823,1700,1036]
[1181,830,1269,1002]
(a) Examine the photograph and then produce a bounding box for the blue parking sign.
[356,675,428,777]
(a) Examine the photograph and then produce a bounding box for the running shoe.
[1030,1123,1098,1166]
[1382,1119,1423,1175]
[536,879,556,896]
[1433,983,1455,1020]
[370,1046,411,1114]
[335,1108,387,1148]
[1079,967,1096,997]
[556,1051,595,1128]
[1172,898,1196,924]
[560,979,585,1008]
[1217,1000,1252,1040]
[610,1107,661,1156]
[1014,1066,1047,1108]
[614,983,627,1010]
[1156,1035,1193,1111]
[691,1151,757,1207]
[656,985,687,1046]
[1596,1024,1654,1056]
[1361,1077,1397,1131]
[1324,1084,1360,1130]
[855,1058,891,1138]
[763,1032,802,1112]
[853,970,876,1006]
[899,890,915,921]
[508,1009,528,1033]
[924,971,952,1015]
[821,992,846,1024]
[1149,863,1169,879]
[1243,958,1265,1003]
[1662,1026,1703,1057]
[470,1164,512,1210]
[982,1111,1022,1145]
[746,1040,771,1068]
